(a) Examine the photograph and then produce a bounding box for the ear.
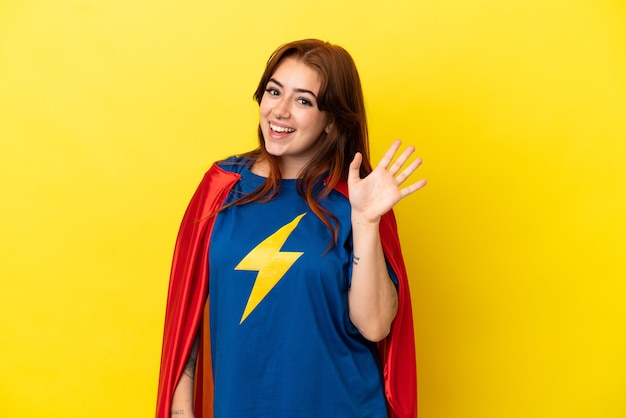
[324,118,335,134]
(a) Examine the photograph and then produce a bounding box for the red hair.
[227,39,372,245]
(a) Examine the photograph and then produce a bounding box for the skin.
[170,57,427,417]
[254,57,332,179]
[254,57,427,340]
[170,334,199,417]
[348,140,426,341]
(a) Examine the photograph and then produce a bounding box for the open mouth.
[270,122,295,133]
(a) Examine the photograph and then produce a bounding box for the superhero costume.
[156,161,417,417]
[209,160,388,416]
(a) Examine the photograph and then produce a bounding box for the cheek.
[259,98,271,117]
[309,114,330,133]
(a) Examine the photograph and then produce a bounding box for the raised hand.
[348,140,426,224]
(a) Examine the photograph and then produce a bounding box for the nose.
[273,97,290,119]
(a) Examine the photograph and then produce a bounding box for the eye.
[297,97,314,107]
[265,87,280,96]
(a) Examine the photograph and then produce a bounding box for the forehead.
[270,57,322,93]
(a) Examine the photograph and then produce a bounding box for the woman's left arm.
[347,140,426,342]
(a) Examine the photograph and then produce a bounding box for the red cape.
[156,163,417,417]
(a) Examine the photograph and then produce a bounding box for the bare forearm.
[171,333,200,417]
[170,406,194,417]
[348,214,398,342]
[171,370,194,416]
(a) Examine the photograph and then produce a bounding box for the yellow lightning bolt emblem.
[235,213,306,324]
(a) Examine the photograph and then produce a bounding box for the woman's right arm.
[170,332,200,417]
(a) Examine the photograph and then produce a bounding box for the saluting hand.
[348,140,426,224]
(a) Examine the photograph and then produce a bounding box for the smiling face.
[258,57,332,178]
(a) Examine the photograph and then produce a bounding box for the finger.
[394,157,422,184]
[400,179,427,198]
[388,145,416,176]
[377,140,402,169]
[348,152,363,184]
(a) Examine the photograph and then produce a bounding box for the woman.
[156,39,425,418]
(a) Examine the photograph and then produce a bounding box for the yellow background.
[1,0,625,417]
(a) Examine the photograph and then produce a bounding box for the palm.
[348,140,426,223]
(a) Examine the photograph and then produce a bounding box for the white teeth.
[270,123,295,133]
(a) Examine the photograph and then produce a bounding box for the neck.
[251,157,304,179]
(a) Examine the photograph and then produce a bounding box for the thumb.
[348,152,362,184]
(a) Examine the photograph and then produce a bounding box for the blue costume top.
[208,157,388,417]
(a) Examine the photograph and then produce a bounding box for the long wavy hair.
[226,39,372,245]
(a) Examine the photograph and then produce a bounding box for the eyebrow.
[268,78,318,99]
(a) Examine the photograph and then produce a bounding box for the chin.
[262,137,287,156]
